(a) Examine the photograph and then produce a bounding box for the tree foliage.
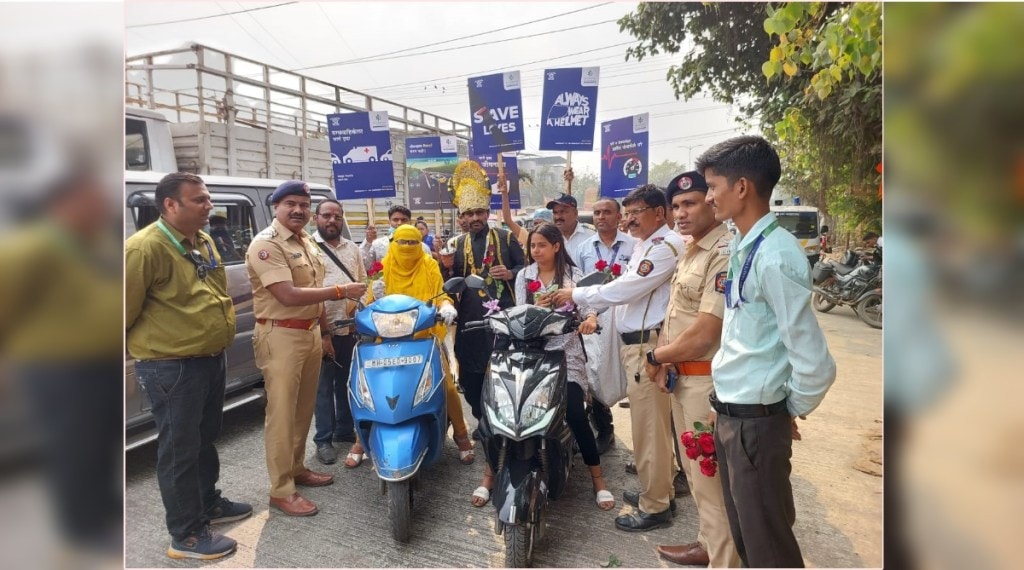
[619,2,881,236]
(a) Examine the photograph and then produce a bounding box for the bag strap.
[316,241,358,283]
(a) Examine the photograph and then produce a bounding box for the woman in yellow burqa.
[367,223,475,464]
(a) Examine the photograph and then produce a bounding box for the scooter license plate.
[363,355,424,368]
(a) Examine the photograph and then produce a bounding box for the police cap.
[664,171,709,203]
[270,180,311,204]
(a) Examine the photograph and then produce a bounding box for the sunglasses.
[185,249,214,281]
[394,239,420,246]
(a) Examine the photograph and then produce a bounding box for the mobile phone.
[666,368,677,392]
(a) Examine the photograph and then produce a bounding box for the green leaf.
[600,555,623,568]
[762,60,777,79]
[693,421,708,432]
[769,46,783,63]
[830,66,842,82]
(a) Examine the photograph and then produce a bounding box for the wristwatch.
[645,349,660,366]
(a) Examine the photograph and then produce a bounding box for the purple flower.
[482,299,502,316]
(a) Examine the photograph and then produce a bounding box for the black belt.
[710,392,788,418]
[620,328,660,345]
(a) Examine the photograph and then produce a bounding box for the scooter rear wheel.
[856,293,883,329]
[812,292,837,313]
[387,479,412,542]
[503,523,532,567]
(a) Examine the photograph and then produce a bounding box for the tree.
[619,2,881,236]
[648,159,685,188]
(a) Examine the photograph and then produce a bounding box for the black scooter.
[461,272,605,567]
[811,248,882,328]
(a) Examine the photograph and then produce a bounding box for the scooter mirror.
[820,225,830,234]
[442,276,467,295]
[576,271,609,288]
[464,274,487,290]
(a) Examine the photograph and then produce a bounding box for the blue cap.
[270,180,311,204]
[546,193,578,210]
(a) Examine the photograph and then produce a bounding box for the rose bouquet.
[594,259,623,280]
[681,421,718,477]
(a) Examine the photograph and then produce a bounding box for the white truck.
[770,199,827,265]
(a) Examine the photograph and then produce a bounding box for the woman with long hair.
[469,223,614,510]
[363,224,475,465]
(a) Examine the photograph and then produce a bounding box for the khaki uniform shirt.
[313,231,366,335]
[125,220,235,360]
[661,223,732,362]
[246,218,325,320]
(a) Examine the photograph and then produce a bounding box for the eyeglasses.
[395,239,420,246]
[623,206,652,217]
[185,250,212,281]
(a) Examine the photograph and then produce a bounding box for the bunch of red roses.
[593,259,623,279]
[365,261,384,284]
[681,421,718,477]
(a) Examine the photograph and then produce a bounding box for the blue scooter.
[335,277,465,542]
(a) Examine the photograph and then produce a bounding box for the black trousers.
[715,411,804,568]
[566,382,600,466]
[590,398,613,435]
[454,328,492,420]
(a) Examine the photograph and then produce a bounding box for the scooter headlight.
[519,376,557,435]
[356,365,374,412]
[412,362,433,407]
[371,309,419,338]
[488,383,517,433]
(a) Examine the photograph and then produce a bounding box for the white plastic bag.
[583,308,626,406]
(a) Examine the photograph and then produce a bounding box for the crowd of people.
[126,135,838,567]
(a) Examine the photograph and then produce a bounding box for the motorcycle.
[811,248,882,329]
[461,272,605,567]
[337,277,466,542]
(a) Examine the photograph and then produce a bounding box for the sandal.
[471,470,494,507]
[344,444,368,469]
[454,433,475,465]
[591,469,615,511]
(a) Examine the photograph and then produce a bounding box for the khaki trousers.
[254,323,323,498]
[621,336,675,514]
[672,375,740,568]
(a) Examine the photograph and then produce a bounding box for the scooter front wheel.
[503,522,532,567]
[387,479,412,542]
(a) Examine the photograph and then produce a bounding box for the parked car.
[124,171,351,451]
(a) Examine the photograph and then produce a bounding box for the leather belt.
[710,393,788,419]
[620,328,660,345]
[673,361,712,376]
[256,318,318,330]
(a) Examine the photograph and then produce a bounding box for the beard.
[318,224,341,240]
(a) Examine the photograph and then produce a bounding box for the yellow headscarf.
[379,224,449,341]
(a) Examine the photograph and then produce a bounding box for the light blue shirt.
[562,223,596,268]
[575,230,636,274]
[712,212,837,417]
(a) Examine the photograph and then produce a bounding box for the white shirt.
[562,222,596,268]
[712,213,837,417]
[575,230,636,274]
[572,224,683,333]
[359,234,430,270]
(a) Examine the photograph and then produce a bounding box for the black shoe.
[625,460,637,475]
[205,497,253,525]
[167,525,237,560]
[595,430,615,455]
[622,490,676,517]
[674,472,691,498]
[614,509,673,532]
[472,427,482,442]
[316,443,338,465]
[618,401,630,408]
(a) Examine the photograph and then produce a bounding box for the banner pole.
[366,198,374,236]
[565,150,573,196]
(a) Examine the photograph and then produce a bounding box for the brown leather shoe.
[269,493,318,517]
[294,469,334,487]
[657,542,710,566]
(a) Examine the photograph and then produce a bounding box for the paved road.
[125,307,882,568]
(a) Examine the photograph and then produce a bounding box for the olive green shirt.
[125,218,235,360]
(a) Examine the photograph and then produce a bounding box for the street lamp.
[681,144,705,169]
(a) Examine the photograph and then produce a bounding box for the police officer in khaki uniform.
[644,172,740,567]
[245,180,367,517]
[550,184,684,532]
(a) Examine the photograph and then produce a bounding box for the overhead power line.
[126,2,297,29]
[291,2,614,71]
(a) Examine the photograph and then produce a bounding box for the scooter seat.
[832,263,856,276]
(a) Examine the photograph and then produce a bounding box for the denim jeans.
[314,334,357,445]
[135,354,225,541]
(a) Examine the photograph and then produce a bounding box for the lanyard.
[156,219,218,268]
[726,220,777,307]
[594,239,622,267]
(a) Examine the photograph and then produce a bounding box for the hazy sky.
[125,1,750,178]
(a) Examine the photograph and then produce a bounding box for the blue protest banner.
[539,67,599,151]
[326,111,395,200]
[406,135,458,209]
[467,71,525,153]
[600,113,649,198]
[469,142,520,209]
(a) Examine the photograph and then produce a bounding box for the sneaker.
[206,497,253,525]
[167,526,237,560]
[316,443,338,465]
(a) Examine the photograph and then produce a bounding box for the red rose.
[685,445,702,460]
[697,432,716,456]
[482,255,494,265]
[527,280,542,293]
[368,261,384,276]
[594,259,608,271]
[699,457,718,477]
[681,431,695,448]
[610,263,622,276]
